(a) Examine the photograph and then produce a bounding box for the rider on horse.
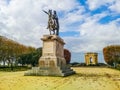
[43,9,59,36]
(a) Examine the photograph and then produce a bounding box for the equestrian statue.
[43,9,59,36]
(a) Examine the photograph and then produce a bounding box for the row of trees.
[0,36,36,68]
[103,45,120,67]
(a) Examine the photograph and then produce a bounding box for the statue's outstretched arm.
[43,10,48,15]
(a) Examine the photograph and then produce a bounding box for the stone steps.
[24,66,75,76]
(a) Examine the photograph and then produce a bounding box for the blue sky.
[0,0,120,63]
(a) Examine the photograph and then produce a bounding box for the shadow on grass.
[0,66,31,72]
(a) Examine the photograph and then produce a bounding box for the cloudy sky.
[0,0,120,63]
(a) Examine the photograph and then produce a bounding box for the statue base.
[24,35,75,76]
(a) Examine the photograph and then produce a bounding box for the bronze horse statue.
[43,10,59,35]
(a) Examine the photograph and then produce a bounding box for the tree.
[18,47,42,66]
[64,49,71,64]
[103,45,120,67]
[0,35,36,68]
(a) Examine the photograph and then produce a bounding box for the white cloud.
[0,0,7,6]
[0,0,120,55]
[0,0,79,47]
[64,15,120,53]
[87,0,115,10]
[60,5,85,32]
[87,0,120,14]
[109,0,120,13]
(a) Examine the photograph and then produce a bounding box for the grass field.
[0,67,120,90]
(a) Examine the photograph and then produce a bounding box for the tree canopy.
[64,49,71,64]
[18,48,42,66]
[0,36,35,67]
[103,45,120,66]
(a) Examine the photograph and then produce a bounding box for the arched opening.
[90,57,92,64]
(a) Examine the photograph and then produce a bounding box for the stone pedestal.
[24,35,75,76]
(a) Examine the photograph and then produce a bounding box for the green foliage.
[103,45,120,66]
[18,48,42,66]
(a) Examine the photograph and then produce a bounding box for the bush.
[103,45,120,66]
[64,49,71,64]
